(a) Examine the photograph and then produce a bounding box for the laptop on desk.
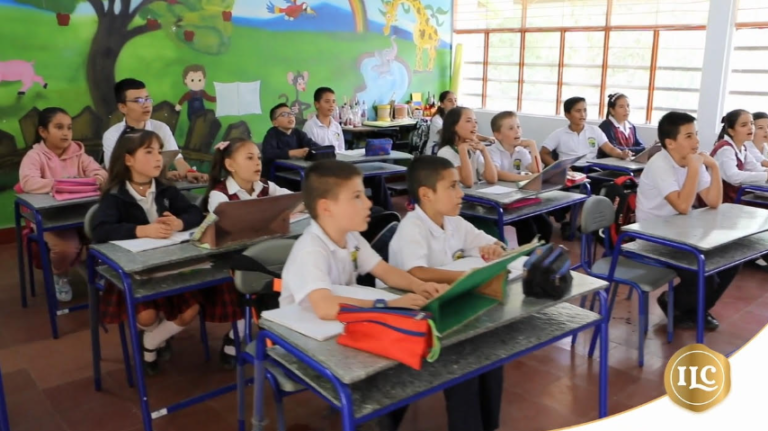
[162,150,180,169]
[519,155,586,192]
[631,143,662,164]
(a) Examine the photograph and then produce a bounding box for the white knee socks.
[224,319,247,356]
[143,320,185,361]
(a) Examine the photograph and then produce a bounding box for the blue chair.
[575,196,677,367]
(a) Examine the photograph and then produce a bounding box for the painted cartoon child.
[175,64,217,121]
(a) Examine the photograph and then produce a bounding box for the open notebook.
[260,285,401,341]
[110,229,197,253]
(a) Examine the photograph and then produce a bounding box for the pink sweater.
[19,141,107,193]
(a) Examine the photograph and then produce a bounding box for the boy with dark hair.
[280,159,445,318]
[261,102,320,180]
[175,64,217,122]
[540,96,631,166]
[103,78,207,183]
[388,155,506,431]
[638,111,736,330]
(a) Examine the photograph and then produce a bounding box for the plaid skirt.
[99,281,202,325]
[201,281,244,323]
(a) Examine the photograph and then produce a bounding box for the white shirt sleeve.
[428,115,443,149]
[746,141,765,163]
[596,126,610,146]
[541,130,560,151]
[388,220,430,272]
[474,150,486,179]
[488,145,503,169]
[267,181,294,196]
[697,167,712,192]
[207,190,229,213]
[352,233,382,275]
[744,150,767,177]
[154,121,181,155]
[459,218,497,254]
[102,127,119,169]
[520,150,534,172]
[302,120,318,141]
[285,247,335,306]
[437,146,461,167]
[651,160,685,199]
[713,146,768,185]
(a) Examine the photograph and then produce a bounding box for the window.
[452,0,711,124]
[725,2,768,113]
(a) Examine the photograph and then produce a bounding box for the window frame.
[453,0,716,124]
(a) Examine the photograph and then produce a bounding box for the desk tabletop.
[461,190,587,222]
[588,157,646,171]
[462,181,538,205]
[276,151,412,169]
[623,203,768,251]
[623,231,768,272]
[259,271,607,384]
[362,120,417,128]
[90,217,310,273]
[22,203,93,229]
[15,181,205,210]
[263,303,601,419]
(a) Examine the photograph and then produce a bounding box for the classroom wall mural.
[0,0,452,227]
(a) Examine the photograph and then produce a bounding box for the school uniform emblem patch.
[452,249,465,260]
[513,158,522,171]
[588,137,597,148]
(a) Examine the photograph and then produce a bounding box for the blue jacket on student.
[92,181,204,243]
[261,126,320,177]
[598,118,645,157]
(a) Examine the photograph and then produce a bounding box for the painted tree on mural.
[16,0,236,115]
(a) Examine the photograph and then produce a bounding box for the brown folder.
[196,193,303,249]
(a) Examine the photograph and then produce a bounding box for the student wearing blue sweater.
[598,93,645,157]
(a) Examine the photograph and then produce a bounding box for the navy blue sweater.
[598,119,645,157]
[261,127,319,176]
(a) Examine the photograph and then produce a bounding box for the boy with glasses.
[102,78,207,183]
[261,102,321,182]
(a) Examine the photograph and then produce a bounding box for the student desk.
[610,204,768,344]
[586,157,646,175]
[247,272,611,431]
[87,217,310,431]
[14,181,206,339]
[735,180,768,206]
[272,160,408,182]
[460,183,590,245]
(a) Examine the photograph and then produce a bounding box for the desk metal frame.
[243,291,609,431]
[736,184,768,206]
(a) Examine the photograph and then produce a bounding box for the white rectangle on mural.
[213,81,262,117]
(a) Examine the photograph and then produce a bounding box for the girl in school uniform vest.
[201,138,299,369]
[91,128,204,376]
[745,111,768,168]
[709,110,768,204]
[598,93,645,157]
[435,107,498,188]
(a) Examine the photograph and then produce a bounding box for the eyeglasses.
[276,112,295,118]
[126,97,153,105]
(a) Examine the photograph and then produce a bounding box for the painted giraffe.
[382,0,439,71]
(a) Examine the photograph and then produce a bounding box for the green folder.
[423,242,539,335]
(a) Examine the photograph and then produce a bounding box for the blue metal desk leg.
[37,227,59,339]
[87,253,102,392]
[696,261,706,344]
[15,201,27,308]
[253,332,269,431]
[594,290,609,418]
[122,277,154,431]
[0,367,10,431]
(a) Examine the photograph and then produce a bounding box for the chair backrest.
[233,238,296,295]
[361,210,401,243]
[370,221,399,263]
[580,195,615,234]
[84,204,100,240]
[181,190,204,209]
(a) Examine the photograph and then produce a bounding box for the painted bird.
[266,0,316,20]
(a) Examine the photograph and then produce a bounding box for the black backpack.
[597,175,638,252]
[522,244,573,299]
[409,118,431,155]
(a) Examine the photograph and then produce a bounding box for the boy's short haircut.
[114,78,146,104]
[182,64,206,82]
[270,103,290,121]
[490,111,517,133]
[314,86,335,103]
[407,155,456,204]
[563,97,586,114]
[302,160,362,219]
[657,111,696,149]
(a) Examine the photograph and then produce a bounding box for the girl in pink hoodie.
[19,107,108,302]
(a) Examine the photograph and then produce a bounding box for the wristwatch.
[373,299,388,308]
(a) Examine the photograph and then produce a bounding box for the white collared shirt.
[103,119,182,168]
[302,116,345,152]
[125,180,158,223]
[436,145,485,184]
[207,176,293,213]
[712,136,768,186]
[388,205,496,271]
[609,116,633,136]
[280,220,382,308]
[636,149,712,222]
[541,124,608,161]
[426,114,443,156]
[489,142,533,175]
[745,140,768,163]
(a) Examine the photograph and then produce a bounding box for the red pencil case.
[504,197,542,209]
[52,178,100,201]
[336,304,440,370]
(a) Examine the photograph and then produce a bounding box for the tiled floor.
[2,209,768,431]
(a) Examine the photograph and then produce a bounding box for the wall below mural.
[0,0,452,227]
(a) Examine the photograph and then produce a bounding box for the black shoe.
[705,312,720,331]
[219,335,237,370]
[657,292,669,318]
[140,331,160,376]
[158,339,172,361]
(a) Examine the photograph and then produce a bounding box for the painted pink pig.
[0,60,48,95]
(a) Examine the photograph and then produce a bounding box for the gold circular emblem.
[664,343,731,412]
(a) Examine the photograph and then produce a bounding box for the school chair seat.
[575,196,677,367]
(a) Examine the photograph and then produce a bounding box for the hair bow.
[215,141,230,151]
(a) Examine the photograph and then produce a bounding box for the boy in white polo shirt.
[102,78,207,183]
[388,155,505,431]
[540,96,632,166]
[488,111,553,244]
[637,111,738,331]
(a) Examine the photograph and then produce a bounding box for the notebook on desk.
[110,229,197,253]
[194,192,304,249]
[631,143,662,163]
